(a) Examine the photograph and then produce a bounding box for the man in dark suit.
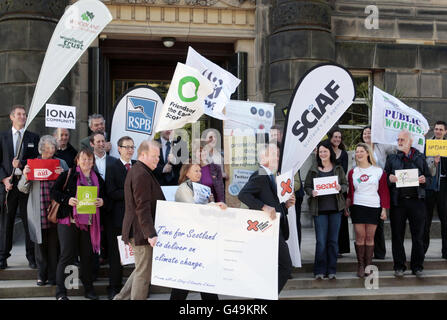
[79,114,112,153]
[238,143,295,293]
[0,105,40,269]
[117,140,165,300]
[153,130,182,186]
[105,136,136,299]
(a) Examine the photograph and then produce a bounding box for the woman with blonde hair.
[346,143,390,278]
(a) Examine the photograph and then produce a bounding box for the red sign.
[27,159,61,181]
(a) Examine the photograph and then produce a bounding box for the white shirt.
[351,165,384,208]
[120,158,132,168]
[12,127,25,156]
[95,153,106,180]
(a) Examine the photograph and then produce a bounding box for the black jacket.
[153,138,182,186]
[55,143,78,169]
[238,167,290,240]
[105,158,136,229]
[50,169,105,219]
[384,148,431,206]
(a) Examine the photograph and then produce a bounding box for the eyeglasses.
[119,145,135,150]
[396,138,406,142]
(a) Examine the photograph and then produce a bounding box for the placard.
[26,159,61,181]
[276,170,294,203]
[395,168,419,188]
[313,176,339,196]
[76,186,97,214]
[192,182,212,204]
[426,139,447,157]
[117,235,135,266]
[151,201,279,300]
[45,104,76,129]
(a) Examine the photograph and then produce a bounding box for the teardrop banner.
[279,63,356,267]
[109,85,163,159]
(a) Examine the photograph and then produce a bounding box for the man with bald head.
[385,130,431,278]
[118,140,165,300]
[53,128,77,168]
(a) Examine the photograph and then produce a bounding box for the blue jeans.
[314,211,342,275]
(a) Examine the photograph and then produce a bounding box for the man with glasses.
[105,136,136,299]
[384,130,431,278]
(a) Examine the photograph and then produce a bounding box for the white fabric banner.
[109,86,163,159]
[280,63,355,267]
[276,170,294,203]
[155,63,214,132]
[45,104,76,129]
[25,0,112,130]
[151,201,279,300]
[224,100,275,131]
[185,47,241,120]
[371,86,429,153]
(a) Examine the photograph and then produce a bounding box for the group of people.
[0,104,446,300]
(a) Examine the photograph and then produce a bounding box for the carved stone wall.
[0,0,67,20]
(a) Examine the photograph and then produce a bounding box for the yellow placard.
[426,139,447,157]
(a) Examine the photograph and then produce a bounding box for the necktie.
[125,163,131,171]
[15,131,21,157]
[165,141,171,163]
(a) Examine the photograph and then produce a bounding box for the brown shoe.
[355,244,366,278]
[364,245,375,276]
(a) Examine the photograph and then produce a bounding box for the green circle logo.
[178,76,200,103]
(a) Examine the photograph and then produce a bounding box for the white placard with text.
[313,176,339,196]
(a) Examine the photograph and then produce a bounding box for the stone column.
[0,0,69,132]
[268,0,335,123]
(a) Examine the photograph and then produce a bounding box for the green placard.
[77,186,97,214]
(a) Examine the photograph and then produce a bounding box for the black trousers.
[35,227,59,283]
[338,214,350,254]
[56,223,95,298]
[278,232,292,293]
[374,219,386,258]
[294,193,303,247]
[390,199,426,272]
[170,289,219,300]
[424,181,447,256]
[0,186,35,263]
[105,222,123,291]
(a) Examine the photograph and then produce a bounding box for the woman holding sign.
[50,148,105,300]
[305,140,347,280]
[346,143,390,278]
[171,163,226,300]
[18,135,68,287]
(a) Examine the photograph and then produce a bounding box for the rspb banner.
[26,159,61,181]
[151,200,279,300]
[371,86,429,153]
[279,63,355,267]
[109,85,163,159]
[45,104,76,129]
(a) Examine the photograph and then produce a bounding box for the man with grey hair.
[79,114,112,153]
[116,139,165,300]
[239,143,295,293]
[384,129,431,278]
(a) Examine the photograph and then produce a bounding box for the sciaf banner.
[186,47,241,120]
[280,63,356,267]
[109,86,162,159]
[25,0,112,131]
[155,63,214,132]
[371,86,429,153]
[152,201,279,300]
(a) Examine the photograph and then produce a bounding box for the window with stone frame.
[338,72,372,150]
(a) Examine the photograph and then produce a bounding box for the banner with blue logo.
[109,86,163,159]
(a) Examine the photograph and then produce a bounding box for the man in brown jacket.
[116,140,165,300]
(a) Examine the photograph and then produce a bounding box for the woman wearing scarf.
[18,135,68,287]
[50,148,104,300]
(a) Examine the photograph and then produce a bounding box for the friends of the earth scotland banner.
[109,85,163,159]
[25,0,112,130]
[279,63,356,267]
[371,86,429,153]
[155,63,214,132]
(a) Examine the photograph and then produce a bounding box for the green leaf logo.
[81,11,95,22]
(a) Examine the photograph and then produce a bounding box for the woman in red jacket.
[347,143,390,278]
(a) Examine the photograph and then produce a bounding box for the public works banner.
[27,159,61,181]
[109,86,163,159]
[25,0,112,130]
[371,86,429,153]
[279,63,356,267]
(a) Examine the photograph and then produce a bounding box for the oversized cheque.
[151,200,280,300]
